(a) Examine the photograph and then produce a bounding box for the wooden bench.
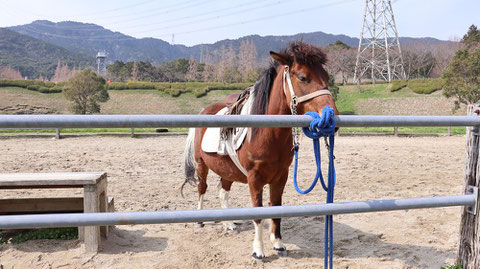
[0,172,110,252]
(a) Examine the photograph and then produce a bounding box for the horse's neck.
[266,72,291,116]
[255,74,293,147]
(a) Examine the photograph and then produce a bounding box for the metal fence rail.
[0,193,475,229]
[0,114,479,128]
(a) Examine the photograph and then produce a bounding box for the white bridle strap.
[297,89,331,103]
[283,66,296,100]
[282,65,331,107]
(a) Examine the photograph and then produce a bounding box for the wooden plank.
[458,105,480,268]
[0,172,106,188]
[83,184,100,253]
[0,197,83,214]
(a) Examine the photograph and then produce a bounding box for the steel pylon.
[353,0,406,83]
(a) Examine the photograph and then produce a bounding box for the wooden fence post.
[458,104,480,268]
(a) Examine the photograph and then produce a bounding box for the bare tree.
[0,66,22,79]
[131,61,139,81]
[431,42,462,77]
[325,42,357,84]
[185,56,199,81]
[202,48,216,82]
[402,44,436,79]
[238,39,259,82]
[51,62,80,82]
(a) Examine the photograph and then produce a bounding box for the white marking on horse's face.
[252,220,265,257]
[197,194,204,210]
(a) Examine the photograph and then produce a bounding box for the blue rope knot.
[292,106,336,269]
[302,107,336,139]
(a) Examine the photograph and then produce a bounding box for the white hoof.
[251,252,265,260]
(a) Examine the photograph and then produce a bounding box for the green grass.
[339,126,465,135]
[0,227,78,244]
[441,264,463,269]
[0,128,189,134]
[336,83,390,114]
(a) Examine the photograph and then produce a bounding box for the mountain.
[9,21,451,65]
[5,20,453,79]
[9,20,194,65]
[0,27,94,78]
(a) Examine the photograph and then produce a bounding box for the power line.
[118,0,273,31]
[4,0,211,31]
[119,0,290,33]
[4,0,358,42]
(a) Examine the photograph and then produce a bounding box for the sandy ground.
[0,134,467,268]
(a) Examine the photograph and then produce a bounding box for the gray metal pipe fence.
[0,114,479,128]
[0,193,476,229]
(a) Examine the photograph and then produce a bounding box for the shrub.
[193,87,208,98]
[155,83,170,91]
[44,81,55,88]
[166,88,181,97]
[38,86,50,93]
[390,80,408,92]
[106,82,127,90]
[49,86,63,93]
[407,78,444,94]
[26,85,40,91]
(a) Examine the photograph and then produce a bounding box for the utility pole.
[353,0,406,83]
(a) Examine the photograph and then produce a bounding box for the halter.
[283,65,332,148]
[282,65,332,113]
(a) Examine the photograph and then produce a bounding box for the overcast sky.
[0,0,478,46]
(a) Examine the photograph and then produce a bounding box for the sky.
[0,0,479,47]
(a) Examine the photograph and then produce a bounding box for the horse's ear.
[270,51,292,66]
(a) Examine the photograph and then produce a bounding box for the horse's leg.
[269,173,288,257]
[195,160,209,228]
[248,179,265,260]
[217,178,237,231]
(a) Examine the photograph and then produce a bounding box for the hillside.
[0,28,94,78]
[0,83,464,116]
[9,20,193,64]
[9,20,452,65]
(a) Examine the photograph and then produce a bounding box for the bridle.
[282,65,331,114]
[282,65,332,148]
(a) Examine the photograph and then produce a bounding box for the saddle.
[201,86,254,176]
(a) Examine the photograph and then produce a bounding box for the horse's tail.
[182,127,197,197]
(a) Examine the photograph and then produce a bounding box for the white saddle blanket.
[201,94,253,154]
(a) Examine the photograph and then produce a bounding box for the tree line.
[106,39,261,83]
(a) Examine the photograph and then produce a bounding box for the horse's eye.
[298,76,308,82]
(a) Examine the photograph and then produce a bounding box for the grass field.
[0,82,466,135]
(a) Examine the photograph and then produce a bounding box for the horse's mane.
[251,41,327,116]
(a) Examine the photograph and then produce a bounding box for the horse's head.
[269,41,339,116]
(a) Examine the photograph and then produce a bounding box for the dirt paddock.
[0,134,467,268]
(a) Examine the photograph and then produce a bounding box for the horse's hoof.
[251,252,265,260]
[274,247,288,257]
[194,222,205,229]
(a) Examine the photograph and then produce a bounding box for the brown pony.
[183,41,339,259]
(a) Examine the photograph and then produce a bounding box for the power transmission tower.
[353,0,406,83]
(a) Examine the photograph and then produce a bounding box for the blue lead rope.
[293,106,336,269]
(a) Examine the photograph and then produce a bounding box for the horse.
[183,41,339,260]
